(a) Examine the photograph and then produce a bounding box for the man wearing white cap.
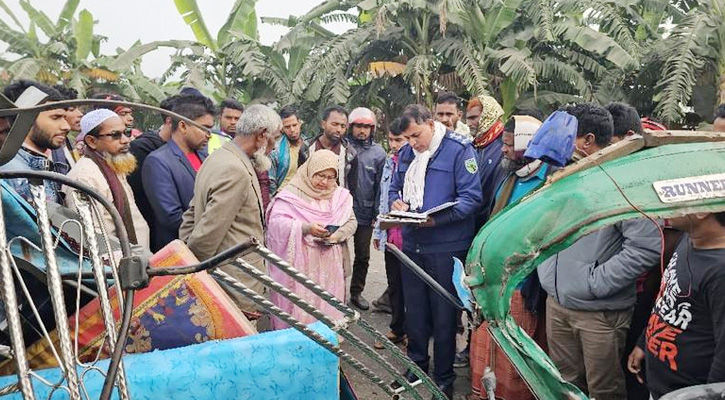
[489,113,547,215]
[63,109,150,249]
[347,107,386,310]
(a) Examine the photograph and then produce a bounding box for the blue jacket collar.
[18,146,53,171]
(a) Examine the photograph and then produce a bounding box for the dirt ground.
[343,244,472,400]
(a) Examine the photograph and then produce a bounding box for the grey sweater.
[537,219,662,311]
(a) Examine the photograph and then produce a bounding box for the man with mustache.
[269,105,310,196]
[435,92,470,137]
[180,104,282,317]
[307,106,356,188]
[63,109,150,249]
[142,95,215,251]
[53,85,83,165]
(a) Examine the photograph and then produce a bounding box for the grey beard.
[251,148,272,172]
[500,157,526,172]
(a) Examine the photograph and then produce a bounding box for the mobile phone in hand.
[325,225,340,234]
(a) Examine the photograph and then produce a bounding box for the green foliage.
[653,0,725,123]
[0,0,722,128]
[173,0,218,51]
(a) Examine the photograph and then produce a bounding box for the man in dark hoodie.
[346,107,386,310]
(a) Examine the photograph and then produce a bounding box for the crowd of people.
[1,78,725,400]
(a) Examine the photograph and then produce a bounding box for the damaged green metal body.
[465,142,725,399]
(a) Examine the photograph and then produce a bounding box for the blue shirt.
[494,162,550,207]
[373,154,396,250]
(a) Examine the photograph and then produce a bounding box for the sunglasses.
[92,130,133,140]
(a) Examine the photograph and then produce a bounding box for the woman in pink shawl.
[266,149,357,329]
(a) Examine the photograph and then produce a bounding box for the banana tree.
[0,0,107,91]
[0,0,185,106]
[291,0,451,108]
[653,0,725,124]
[437,0,649,115]
[171,0,261,99]
[291,0,650,118]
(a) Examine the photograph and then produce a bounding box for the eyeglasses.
[92,130,132,140]
[312,173,337,182]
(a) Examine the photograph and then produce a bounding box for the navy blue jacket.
[475,137,506,227]
[389,131,483,254]
[142,139,207,251]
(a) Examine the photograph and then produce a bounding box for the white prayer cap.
[79,109,119,139]
[512,115,543,152]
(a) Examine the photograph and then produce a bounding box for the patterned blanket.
[0,240,256,373]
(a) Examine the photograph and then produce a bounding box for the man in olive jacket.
[179,104,282,315]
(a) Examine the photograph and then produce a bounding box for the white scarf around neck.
[403,121,446,211]
[515,159,542,178]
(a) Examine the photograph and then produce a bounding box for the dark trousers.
[350,225,374,295]
[401,250,464,388]
[384,250,405,335]
[623,291,658,400]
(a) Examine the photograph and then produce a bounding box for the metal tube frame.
[0,170,134,400]
[0,184,35,399]
[29,182,81,398]
[73,194,129,400]
[227,259,431,400]
[250,246,449,399]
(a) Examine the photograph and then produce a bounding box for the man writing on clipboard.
[388,104,483,399]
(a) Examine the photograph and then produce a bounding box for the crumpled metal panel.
[466,142,725,399]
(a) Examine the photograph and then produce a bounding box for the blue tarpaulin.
[0,322,340,399]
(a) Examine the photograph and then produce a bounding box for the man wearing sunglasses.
[63,109,150,249]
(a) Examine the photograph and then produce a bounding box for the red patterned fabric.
[470,290,546,400]
[473,121,505,149]
[0,240,255,373]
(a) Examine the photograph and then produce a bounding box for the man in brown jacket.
[179,104,282,316]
